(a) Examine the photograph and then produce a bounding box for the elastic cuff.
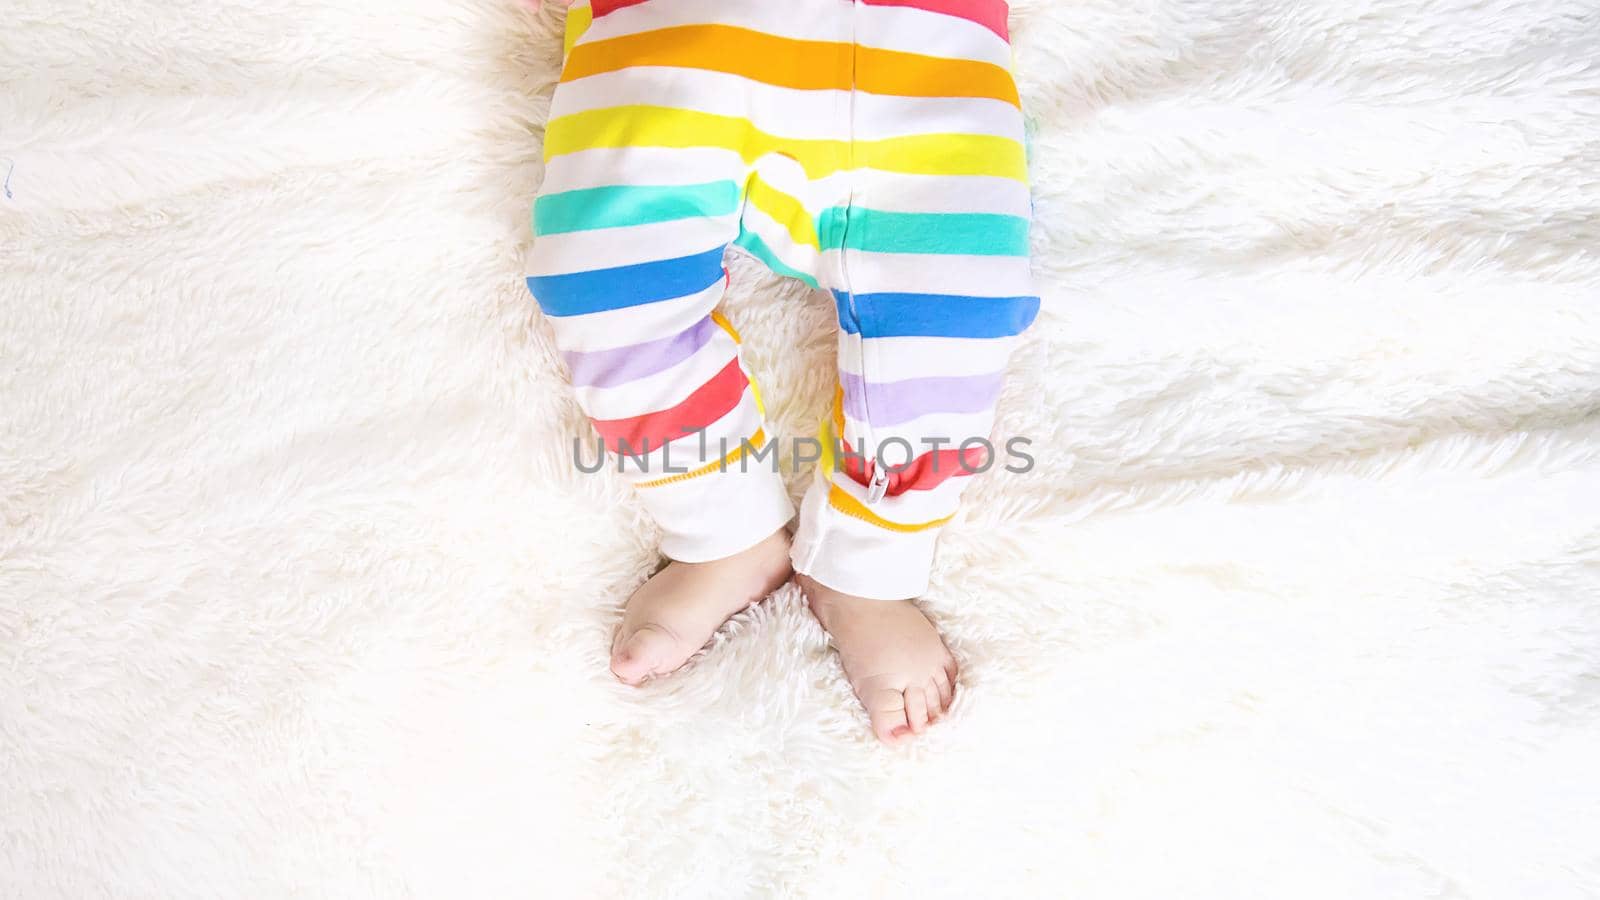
[790,478,941,600]
[638,463,795,563]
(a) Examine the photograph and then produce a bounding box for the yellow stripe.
[545,105,840,170]
[709,311,765,417]
[562,3,593,61]
[746,176,821,251]
[748,377,768,419]
[637,428,767,489]
[826,484,954,533]
[749,377,767,419]
[858,132,1026,181]
[817,416,836,477]
[544,106,1026,181]
[561,24,1019,107]
[817,386,846,482]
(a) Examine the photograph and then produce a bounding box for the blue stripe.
[527,247,726,317]
[831,291,1040,339]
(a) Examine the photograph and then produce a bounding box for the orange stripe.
[709,309,742,343]
[561,24,1019,107]
[827,484,954,533]
[636,428,767,488]
[858,44,1018,108]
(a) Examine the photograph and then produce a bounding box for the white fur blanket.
[3,0,1599,896]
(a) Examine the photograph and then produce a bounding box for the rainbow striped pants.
[527,0,1037,600]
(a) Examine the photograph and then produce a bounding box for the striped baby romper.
[526,0,1038,600]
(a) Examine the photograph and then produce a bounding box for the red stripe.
[593,357,749,454]
[838,443,989,496]
[859,0,1010,42]
[590,0,650,17]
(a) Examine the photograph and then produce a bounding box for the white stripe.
[853,92,1024,142]
[553,69,847,141]
[540,278,724,352]
[578,0,854,47]
[553,66,1020,142]
[838,334,1019,379]
[749,156,851,211]
[846,172,1033,217]
[825,249,1034,297]
[529,218,736,276]
[536,146,743,195]
[843,408,1002,455]
[539,151,1029,220]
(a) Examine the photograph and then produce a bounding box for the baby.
[527,0,1037,743]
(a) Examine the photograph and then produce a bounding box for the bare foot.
[797,574,958,744]
[609,528,793,685]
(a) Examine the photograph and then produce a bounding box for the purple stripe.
[839,371,1007,427]
[564,317,720,388]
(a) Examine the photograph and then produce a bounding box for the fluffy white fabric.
[3,0,1599,895]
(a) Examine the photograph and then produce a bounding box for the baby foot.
[610,528,792,685]
[797,574,958,744]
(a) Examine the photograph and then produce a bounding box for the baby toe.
[609,625,671,685]
[925,680,945,720]
[904,686,930,734]
[932,672,953,711]
[864,687,910,744]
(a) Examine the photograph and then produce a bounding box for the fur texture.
[3,0,1599,896]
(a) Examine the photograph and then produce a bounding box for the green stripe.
[533,181,741,236]
[817,208,1029,256]
[734,230,820,288]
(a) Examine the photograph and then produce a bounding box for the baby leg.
[792,0,1037,740]
[528,18,795,682]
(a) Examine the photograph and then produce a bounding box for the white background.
[3,0,1599,896]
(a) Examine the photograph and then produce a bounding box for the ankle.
[684,527,792,593]
[799,574,896,630]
